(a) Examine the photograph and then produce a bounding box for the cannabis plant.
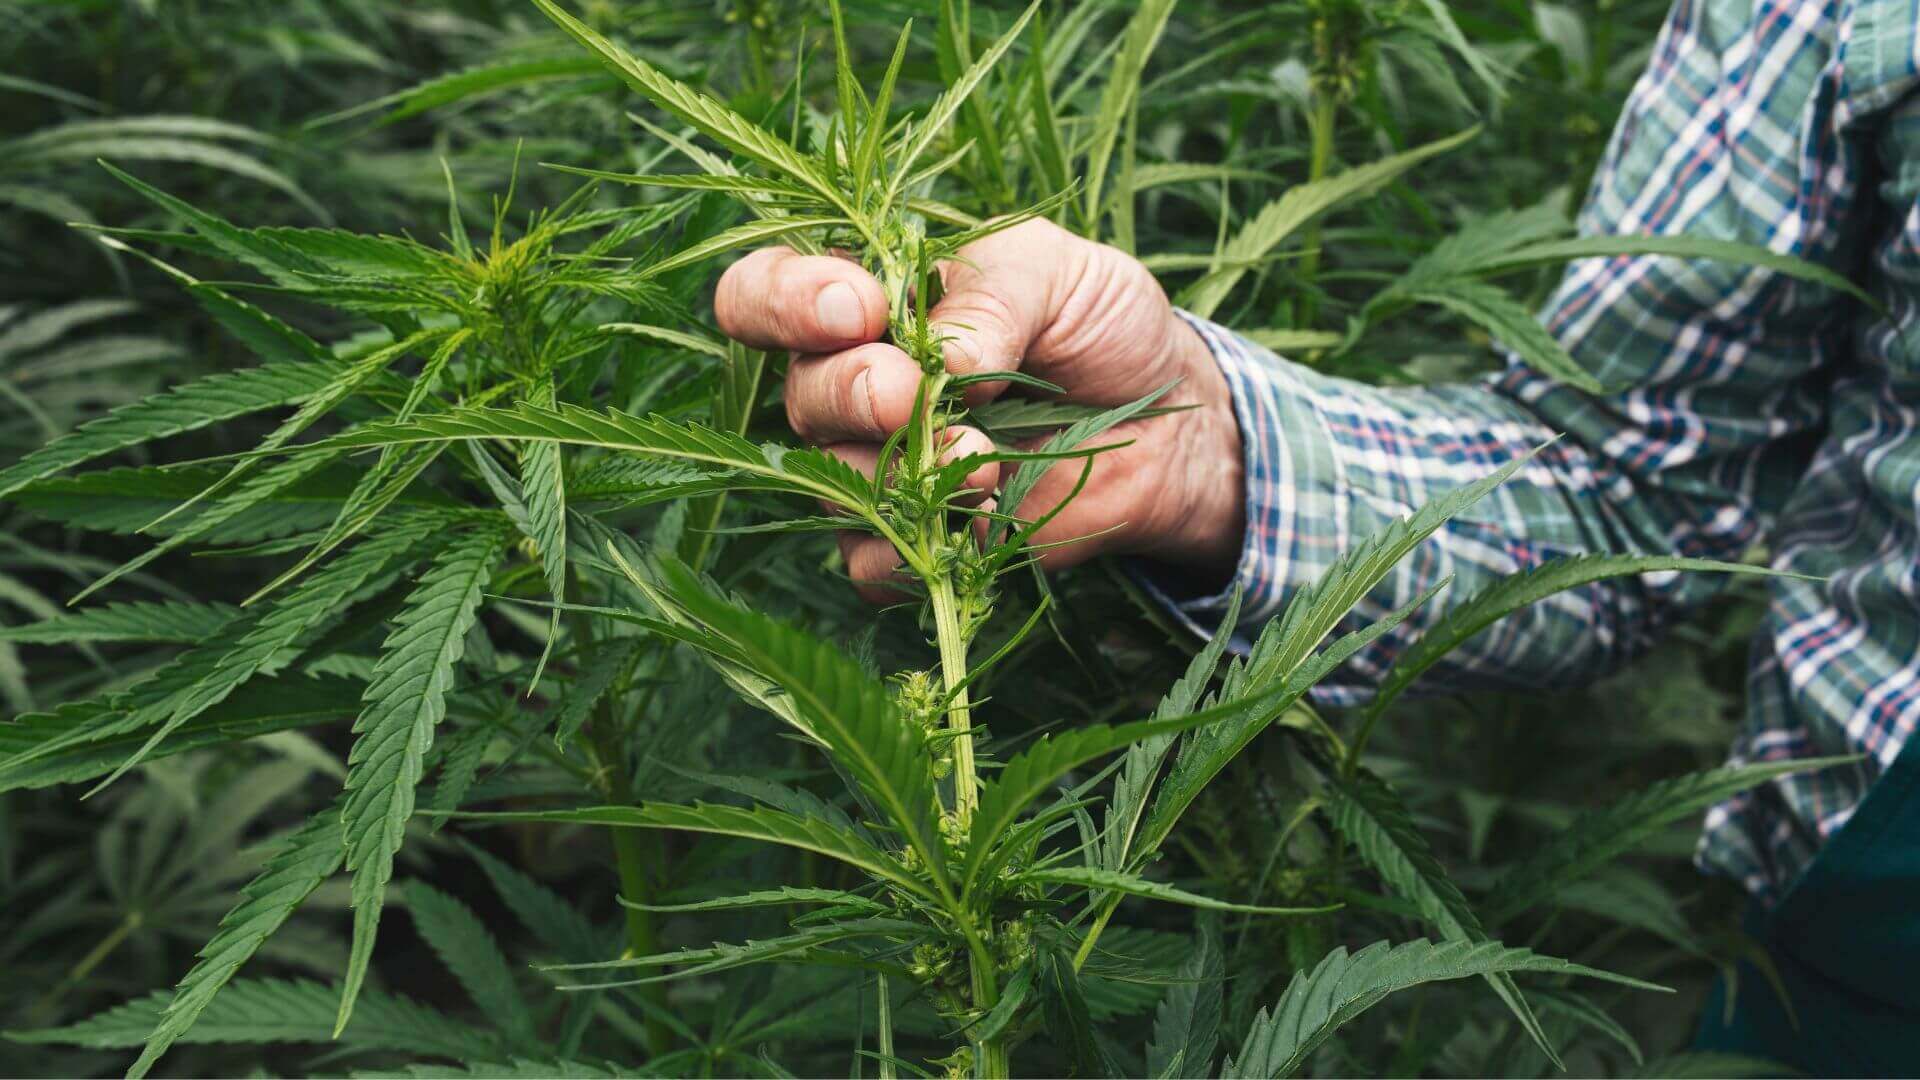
[0,1,1859,1077]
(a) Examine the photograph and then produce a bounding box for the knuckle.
[840,362,870,430]
[783,380,816,440]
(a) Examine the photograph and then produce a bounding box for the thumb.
[929,219,1086,405]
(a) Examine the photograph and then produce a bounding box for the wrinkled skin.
[715,218,1244,602]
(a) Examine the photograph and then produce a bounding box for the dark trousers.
[1693,744,1920,1075]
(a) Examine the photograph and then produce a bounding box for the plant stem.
[976,1032,1011,1079]
[1295,88,1338,325]
[968,944,1008,1080]
[928,573,978,824]
[588,716,670,1057]
[28,910,140,1023]
[876,974,897,1080]
[878,244,1004,1076]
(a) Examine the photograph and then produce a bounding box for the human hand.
[714,218,1243,602]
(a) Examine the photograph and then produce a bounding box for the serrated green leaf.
[76,327,451,604]
[1020,866,1329,915]
[1412,0,1508,100]
[598,321,729,358]
[459,841,608,964]
[405,881,534,1049]
[127,809,346,1078]
[1081,0,1177,232]
[1486,756,1858,925]
[1042,946,1112,1075]
[1321,765,1556,1068]
[1181,128,1478,318]
[624,885,887,915]
[1223,940,1666,1078]
[79,520,433,794]
[965,689,1300,894]
[529,0,848,215]
[1532,988,1644,1068]
[0,361,339,501]
[0,675,362,794]
[551,638,638,751]
[1125,162,1275,199]
[544,918,921,989]
[99,163,331,278]
[1406,278,1604,392]
[1100,589,1243,877]
[272,401,874,512]
[1138,575,1452,864]
[0,600,240,645]
[423,720,493,827]
[316,55,606,127]
[643,215,852,279]
[886,2,1039,208]
[1367,555,1780,725]
[338,528,505,1034]
[1481,233,1876,307]
[447,801,933,902]
[626,554,949,891]
[993,381,1174,549]
[520,377,568,684]
[546,164,812,200]
[1145,923,1221,1079]
[11,978,495,1061]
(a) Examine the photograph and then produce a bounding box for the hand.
[714,218,1244,602]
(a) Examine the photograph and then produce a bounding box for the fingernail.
[937,327,979,372]
[851,368,876,429]
[815,282,866,340]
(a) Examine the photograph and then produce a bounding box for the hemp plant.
[207,4,1737,1075]
[0,157,728,1070]
[4,4,1873,1078]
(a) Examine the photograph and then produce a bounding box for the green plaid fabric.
[1147,0,1920,903]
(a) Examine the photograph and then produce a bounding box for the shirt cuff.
[1125,311,1348,654]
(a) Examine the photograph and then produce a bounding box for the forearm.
[1136,314,1758,704]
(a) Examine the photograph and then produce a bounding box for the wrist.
[1144,316,1245,574]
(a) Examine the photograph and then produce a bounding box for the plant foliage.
[0,1,1838,1077]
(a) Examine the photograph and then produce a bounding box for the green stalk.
[928,573,978,823]
[588,709,669,1057]
[966,935,1007,1079]
[586,342,762,1059]
[1072,900,1117,972]
[871,241,1004,1069]
[1295,88,1338,325]
[877,974,898,1080]
[27,910,141,1024]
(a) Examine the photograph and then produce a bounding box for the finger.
[939,426,999,507]
[930,219,1085,404]
[814,431,996,506]
[840,533,909,604]
[814,444,905,603]
[786,343,922,443]
[812,442,881,516]
[715,247,888,353]
[970,497,997,549]
[1002,440,1125,572]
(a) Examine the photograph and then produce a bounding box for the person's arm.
[1137,302,1818,704]
[1145,0,1868,702]
[717,0,1864,705]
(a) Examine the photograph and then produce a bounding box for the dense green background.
[0,1,1776,1076]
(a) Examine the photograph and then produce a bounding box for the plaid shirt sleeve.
[1137,306,1789,708]
[1136,0,1920,900]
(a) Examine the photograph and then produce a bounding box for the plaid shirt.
[1149,0,1920,903]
